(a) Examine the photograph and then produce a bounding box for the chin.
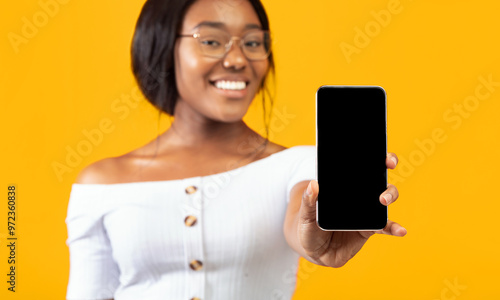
[216,113,247,124]
[211,100,253,122]
[209,108,249,124]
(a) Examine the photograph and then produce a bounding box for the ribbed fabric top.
[65,145,316,300]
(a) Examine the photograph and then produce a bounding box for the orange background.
[1,0,499,299]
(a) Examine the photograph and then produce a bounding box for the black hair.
[130,0,275,139]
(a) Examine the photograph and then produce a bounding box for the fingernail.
[383,194,392,205]
[306,181,313,196]
[391,156,398,166]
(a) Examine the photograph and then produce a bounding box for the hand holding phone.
[294,86,405,267]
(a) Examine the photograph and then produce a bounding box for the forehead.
[181,0,262,34]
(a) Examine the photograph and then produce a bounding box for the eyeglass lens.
[197,26,271,60]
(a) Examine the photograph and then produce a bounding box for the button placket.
[181,179,205,299]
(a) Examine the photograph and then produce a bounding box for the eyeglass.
[177,25,272,61]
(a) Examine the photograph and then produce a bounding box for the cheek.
[175,44,211,93]
[254,60,270,85]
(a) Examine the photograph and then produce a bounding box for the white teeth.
[214,80,246,90]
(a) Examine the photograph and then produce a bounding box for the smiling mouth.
[209,80,249,91]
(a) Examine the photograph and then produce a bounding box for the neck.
[159,100,262,152]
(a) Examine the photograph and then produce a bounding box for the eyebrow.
[191,21,262,31]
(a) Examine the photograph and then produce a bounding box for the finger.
[379,183,399,206]
[386,152,398,169]
[376,220,407,237]
[299,180,319,225]
[297,180,332,256]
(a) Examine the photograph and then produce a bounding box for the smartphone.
[316,85,387,231]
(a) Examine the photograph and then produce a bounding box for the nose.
[222,38,247,70]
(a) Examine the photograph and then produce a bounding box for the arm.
[66,161,120,299]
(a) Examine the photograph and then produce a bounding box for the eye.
[201,39,221,47]
[244,40,262,48]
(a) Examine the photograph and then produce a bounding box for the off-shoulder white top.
[65,145,316,300]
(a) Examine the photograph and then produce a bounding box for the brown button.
[184,215,197,227]
[185,185,198,194]
[189,259,203,271]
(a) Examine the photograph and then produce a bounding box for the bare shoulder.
[74,137,159,184]
[75,156,125,184]
[262,141,287,157]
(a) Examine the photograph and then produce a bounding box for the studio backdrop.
[1,0,499,299]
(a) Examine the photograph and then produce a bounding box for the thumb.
[298,180,318,225]
[297,179,331,259]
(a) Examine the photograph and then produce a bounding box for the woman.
[65,0,406,299]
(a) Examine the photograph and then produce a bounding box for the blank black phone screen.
[316,86,387,230]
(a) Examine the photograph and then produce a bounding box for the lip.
[209,75,250,83]
[209,76,250,99]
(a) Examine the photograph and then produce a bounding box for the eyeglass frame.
[176,26,272,61]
